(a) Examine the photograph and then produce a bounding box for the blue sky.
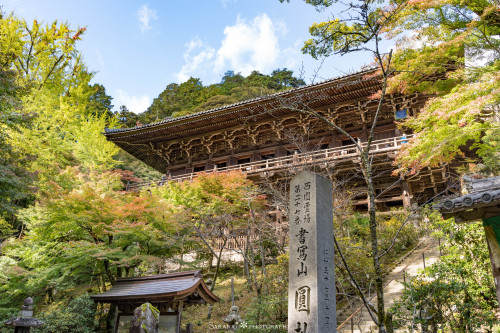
[2,0,383,114]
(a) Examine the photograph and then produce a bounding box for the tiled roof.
[102,67,383,173]
[90,270,219,304]
[104,67,378,135]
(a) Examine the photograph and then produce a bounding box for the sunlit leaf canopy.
[287,0,499,173]
[388,0,500,173]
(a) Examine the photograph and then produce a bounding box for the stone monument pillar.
[288,171,337,333]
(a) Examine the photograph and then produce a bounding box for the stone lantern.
[4,297,44,333]
[222,306,242,331]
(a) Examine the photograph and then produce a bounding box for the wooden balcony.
[126,135,412,190]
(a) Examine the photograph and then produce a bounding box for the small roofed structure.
[434,176,500,310]
[91,270,219,333]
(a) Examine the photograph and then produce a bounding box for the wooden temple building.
[104,68,453,211]
[91,270,219,333]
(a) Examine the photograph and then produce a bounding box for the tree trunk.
[207,239,226,320]
[365,159,386,333]
[179,237,185,271]
[244,237,253,291]
[103,259,116,285]
[211,239,226,292]
[258,231,268,294]
[385,311,394,333]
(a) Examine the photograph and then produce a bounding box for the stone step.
[339,325,375,333]
[351,323,410,332]
[345,323,377,331]
[336,236,442,332]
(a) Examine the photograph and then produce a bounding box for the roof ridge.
[104,67,378,135]
[115,270,202,282]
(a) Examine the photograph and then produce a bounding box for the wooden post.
[231,278,235,307]
[483,216,500,308]
[177,300,184,333]
[113,305,119,333]
[401,180,413,209]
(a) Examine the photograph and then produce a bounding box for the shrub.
[33,294,97,333]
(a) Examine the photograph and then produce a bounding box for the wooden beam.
[354,195,404,205]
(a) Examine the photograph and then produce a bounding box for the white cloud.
[137,4,158,33]
[115,89,151,114]
[214,14,285,76]
[175,37,215,82]
[281,40,302,70]
[175,13,299,83]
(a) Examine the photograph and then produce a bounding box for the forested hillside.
[116,69,305,128]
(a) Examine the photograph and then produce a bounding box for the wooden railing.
[126,135,412,190]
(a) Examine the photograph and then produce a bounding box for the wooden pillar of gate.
[483,216,500,307]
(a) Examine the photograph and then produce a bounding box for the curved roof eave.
[89,270,219,304]
[90,279,219,304]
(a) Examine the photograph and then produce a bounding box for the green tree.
[0,64,34,238]
[0,167,181,317]
[115,105,139,128]
[0,15,32,236]
[269,68,305,89]
[152,171,276,320]
[243,70,271,88]
[152,171,271,293]
[229,85,276,101]
[0,15,119,183]
[191,94,238,112]
[389,0,500,175]
[113,150,163,183]
[219,70,245,94]
[391,217,497,332]
[142,83,181,122]
[86,83,114,119]
[141,77,211,121]
[170,77,212,117]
